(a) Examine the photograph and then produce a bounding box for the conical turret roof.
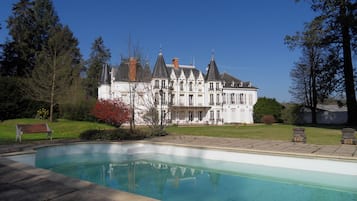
[152,51,169,79]
[205,57,221,81]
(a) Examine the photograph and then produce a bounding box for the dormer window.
[180,81,184,91]
[231,81,235,87]
[189,82,193,91]
[161,80,166,88]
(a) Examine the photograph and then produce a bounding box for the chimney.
[172,57,179,69]
[129,57,137,81]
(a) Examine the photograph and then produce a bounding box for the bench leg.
[16,132,22,143]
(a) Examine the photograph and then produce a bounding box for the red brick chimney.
[172,58,179,69]
[129,57,137,81]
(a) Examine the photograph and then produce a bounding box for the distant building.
[98,51,258,125]
[302,104,347,124]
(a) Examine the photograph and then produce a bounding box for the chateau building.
[98,51,258,125]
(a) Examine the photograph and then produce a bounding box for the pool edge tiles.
[31,142,357,176]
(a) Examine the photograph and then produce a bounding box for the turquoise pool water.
[30,144,357,201]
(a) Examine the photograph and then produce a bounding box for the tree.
[253,97,283,123]
[26,25,82,121]
[286,19,341,123]
[296,0,357,125]
[1,0,61,77]
[91,99,130,127]
[85,36,111,98]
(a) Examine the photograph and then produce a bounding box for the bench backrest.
[17,123,51,133]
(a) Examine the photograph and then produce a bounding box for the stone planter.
[292,127,306,143]
[341,128,356,145]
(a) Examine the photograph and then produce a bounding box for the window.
[189,95,193,105]
[154,80,159,88]
[249,94,253,105]
[209,82,214,90]
[216,83,219,90]
[209,94,214,105]
[210,111,214,120]
[180,81,184,91]
[154,92,159,104]
[231,93,235,104]
[189,111,193,121]
[170,94,175,105]
[162,92,166,105]
[198,82,202,91]
[189,82,193,91]
[216,110,220,120]
[222,93,226,104]
[216,94,220,105]
[239,93,244,104]
[162,80,166,88]
[198,111,203,121]
[179,94,185,105]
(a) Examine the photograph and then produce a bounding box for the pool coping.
[1,139,357,201]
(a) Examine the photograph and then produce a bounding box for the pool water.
[34,151,357,201]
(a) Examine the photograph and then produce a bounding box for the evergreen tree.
[26,25,82,122]
[1,0,60,77]
[85,36,111,98]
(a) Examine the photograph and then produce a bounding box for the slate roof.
[168,67,202,80]
[205,58,221,81]
[152,52,169,78]
[100,64,110,84]
[221,72,256,88]
[113,58,152,82]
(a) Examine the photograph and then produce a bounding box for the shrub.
[253,97,283,123]
[79,128,148,140]
[261,115,276,125]
[91,99,130,127]
[36,108,49,119]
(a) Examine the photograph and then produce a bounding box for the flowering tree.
[91,99,130,127]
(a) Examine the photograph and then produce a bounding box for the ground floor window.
[198,111,203,121]
[189,111,193,121]
[210,111,214,120]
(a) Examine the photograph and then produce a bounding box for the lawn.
[0,118,113,144]
[0,118,352,145]
[166,124,350,145]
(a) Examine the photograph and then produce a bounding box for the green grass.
[0,118,113,144]
[0,119,353,145]
[166,124,352,145]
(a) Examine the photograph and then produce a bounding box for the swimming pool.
[8,143,357,201]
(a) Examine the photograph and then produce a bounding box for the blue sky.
[0,0,316,102]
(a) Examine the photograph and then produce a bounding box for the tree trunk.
[49,50,57,122]
[340,1,357,125]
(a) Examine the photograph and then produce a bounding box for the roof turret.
[152,51,169,79]
[205,57,221,81]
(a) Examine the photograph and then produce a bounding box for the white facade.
[98,53,258,125]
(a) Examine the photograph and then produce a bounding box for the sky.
[0,0,317,102]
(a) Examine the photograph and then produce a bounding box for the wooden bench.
[16,123,52,143]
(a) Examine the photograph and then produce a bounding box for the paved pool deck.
[0,136,356,201]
